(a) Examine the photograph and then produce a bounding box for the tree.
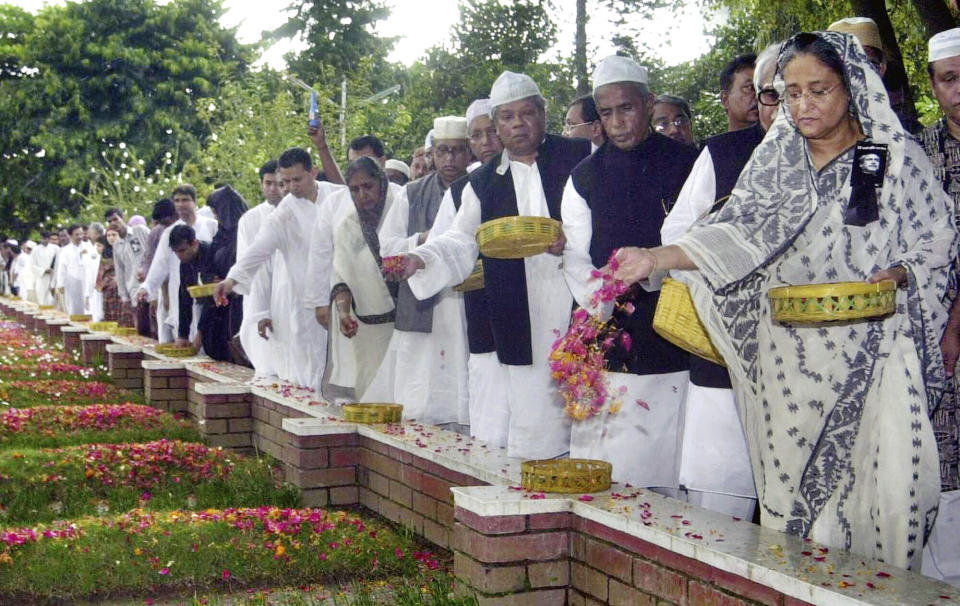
[0,0,252,236]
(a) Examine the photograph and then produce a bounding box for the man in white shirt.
[106,208,152,328]
[216,148,342,392]
[32,232,59,306]
[56,225,87,314]
[136,184,218,342]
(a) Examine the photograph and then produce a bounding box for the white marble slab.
[106,343,142,354]
[194,381,250,396]
[140,359,183,371]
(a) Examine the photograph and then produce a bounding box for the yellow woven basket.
[768,280,896,323]
[453,260,484,293]
[342,403,403,424]
[521,459,612,494]
[476,216,560,259]
[88,321,118,333]
[111,326,138,337]
[653,279,724,366]
[38,305,55,311]
[187,282,220,299]
[69,314,92,322]
[155,343,197,357]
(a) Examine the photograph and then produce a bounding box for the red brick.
[389,479,413,508]
[436,501,455,527]
[423,518,449,549]
[378,498,404,524]
[571,561,608,601]
[228,418,253,433]
[329,446,361,467]
[455,507,526,535]
[293,466,355,488]
[301,488,328,507]
[420,473,453,503]
[454,552,527,594]
[206,433,251,448]
[399,462,425,489]
[781,597,815,606]
[633,558,686,603]
[362,449,401,480]
[527,512,572,530]
[329,486,358,505]
[360,487,379,511]
[610,579,656,606]
[475,589,567,606]
[688,581,754,606]
[713,569,781,606]
[412,491,438,521]
[169,376,188,388]
[284,446,328,469]
[201,419,228,434]
[149,377,168,388]
[415,456,482,486]
[567,588,586,606]
[458,526,569,564]
[584,536,632,582]
[367,470,390,497]
[527,560,569,588]
[289,432,358,449]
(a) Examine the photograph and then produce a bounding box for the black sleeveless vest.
[470,134,591,365]
[450,174,495,355]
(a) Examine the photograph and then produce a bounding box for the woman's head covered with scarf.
[206,185,248,278]
[345,156,389,228]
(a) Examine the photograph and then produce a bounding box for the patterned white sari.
[673,31,957,569]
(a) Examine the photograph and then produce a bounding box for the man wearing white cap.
[385,159,410,185]
[922,26,960,589]
[398,72,591,458]
[19,240,37,303]
[465,98,501,169]
[32,232,59,306]
[365,116,472,426]
[561,55,698,493]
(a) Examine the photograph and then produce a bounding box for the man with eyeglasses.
[720,53,759,132]
[657,42,781,520]
[651,94,697,147]
[563,94,605,151]
[367,116,473,428]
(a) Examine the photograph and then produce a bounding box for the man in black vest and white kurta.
[366,116,471,428]
[561,56,697,494]
[399,72,591,459]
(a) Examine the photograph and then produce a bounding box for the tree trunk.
[850,0,919,123]
[911,0,957,37]
[575,0,589,95]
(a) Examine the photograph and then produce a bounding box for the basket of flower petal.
[37,305,55,311]
[111,326,138,337]
[768,280,896,323]
[342,403,403,423]
[476,216,560,259]
[69,314,92,322]
[653,278,724,366]
[87,321,118,333]
[381,255,408,280]
[155,343,198,358]
[521,458,612,494]
[187,281,220,299]
[453,259,484,292]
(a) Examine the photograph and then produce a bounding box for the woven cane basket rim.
[88,321,118,333]
[187,282,220,299]
[342,403,403,424]
[768,280,896,323]
[453,260,484,292]
[155,343,197,357]
[476,216,560,259]
[69,314,92,322]
[653,279,724,366]
[521,458,612,493]
[111,327,138,336]
[37,305,55,310]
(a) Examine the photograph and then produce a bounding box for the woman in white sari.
[327,157,398,400]
[613,31,957,570]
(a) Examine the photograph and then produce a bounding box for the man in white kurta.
[83,224,103,321]
[137,185,218,342]
[236,160,291,379]
[364,116,471,426]
[400,72,590,459]
[32,233,59,306]
[217,148,341,392]
[56,225,87,314]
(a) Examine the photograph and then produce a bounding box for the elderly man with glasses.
[656,42,782,520]
[651,94,697,148]
[562,94,605,151]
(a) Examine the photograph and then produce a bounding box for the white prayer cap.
[466,98,493,127]
[828,17,882,51]
[5,239,17,246]
[592,55,649,94]
[23,240,35,250]
[929,28,960,63]
[385,158,410,178]
[433,116,468,140]
[489,71,544,112]
[424,129,435,151]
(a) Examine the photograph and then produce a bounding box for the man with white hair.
[398,72,591,459]
[367,116,472,426]
[657,43,780,518]
[921,26,960,589]
[561,55,698,494]
[385,159,410,185]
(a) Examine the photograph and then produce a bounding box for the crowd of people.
[6,17,960,586]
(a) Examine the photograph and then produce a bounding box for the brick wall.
[143,366,185,411]
[107,347,144,392]
[81,334,110,366]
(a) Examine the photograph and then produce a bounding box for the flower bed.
[0,379,130,406]
[0,440,298,524]
[0,507,443,602]
[0,404,200,448]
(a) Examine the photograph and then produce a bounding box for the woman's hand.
[868,265,907,286]
[338,306,358,338]
[942,325,960,378]
[611,247,658,284]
